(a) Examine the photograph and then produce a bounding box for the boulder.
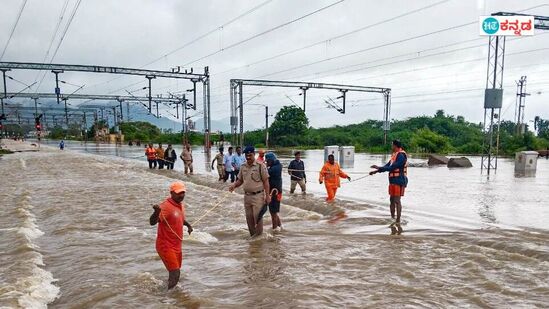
[447,157,473,168]
[428,154,449,166]
[408,161,428,167]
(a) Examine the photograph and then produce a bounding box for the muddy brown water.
[1,141,548,308]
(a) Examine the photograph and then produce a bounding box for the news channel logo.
[480,16,534,36]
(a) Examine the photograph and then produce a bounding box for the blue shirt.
[232,154,246,170]
[378,152,408,186]
[224,153,234,172]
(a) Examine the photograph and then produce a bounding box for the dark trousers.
[158,159,164,169]
[148,159,157,169]
[165,162,174,170]
[224,171,236,183]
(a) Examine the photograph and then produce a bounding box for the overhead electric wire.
[212,0,452,77]
[205,34,546,105]
[182,0,346,66]
[31,0,70,91]
[86,0,275,90]
[141,0,275,69]
[33,0,83,94]
[49,0,83,62]
[0,0,28,61]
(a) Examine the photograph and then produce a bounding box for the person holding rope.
[369,140,408,224]
[211,147,225,181]
[265,152,283,231]
[149,182,193,289]
[146,143,157,169]
[288,151,306,194]
[156,144,165,170]
[180,143,194,175]
[164,144,177,170]
[229,146,270,237]
[319,154,351,202]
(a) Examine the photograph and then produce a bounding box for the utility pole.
[146,75,155,114]
[83,111,87,143]
[515,76,530,135]
[265,105,269,148]
[52,69,63,105]
[33,97,38,117]
[300,87,307,111]
[63,98,69,125]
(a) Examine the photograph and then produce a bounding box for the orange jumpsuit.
[319,162,349,202]
[156,198,185,271]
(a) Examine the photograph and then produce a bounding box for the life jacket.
[388,150,408,179]
[146,147,157,160]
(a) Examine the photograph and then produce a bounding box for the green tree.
[410,127,452,153]
[269,106,309,146]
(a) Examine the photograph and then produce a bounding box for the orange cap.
[170,182,186,193]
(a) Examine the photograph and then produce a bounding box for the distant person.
[164,144,177,170]
[229,146,270,237]
[232,146,245,179]
[370,140,408,224]
[288,151,306,194]
[219,132,224,146]
[156,144,165,169]
[265,152,283,231]
[145,143,157,169]
[223,146,235,183]
[180,143,194,175]
[59,140,65,150]
[149,182,193,290]
[319,154,350,202]
[256,149,265,164]
[129,140,133,146]
[211,147,225,181]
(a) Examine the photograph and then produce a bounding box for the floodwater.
[1,140,548,308]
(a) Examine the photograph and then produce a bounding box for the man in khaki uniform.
[180,143,193,175]
[211,147,225,181]
[229,146,270,236]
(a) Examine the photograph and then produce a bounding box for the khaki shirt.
[181,148,192,161]
[214,153,224,165]
[238,160,268,193]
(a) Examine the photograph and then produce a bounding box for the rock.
[408,161,428,167]
[447,157,473,168]
[428,154,449,166]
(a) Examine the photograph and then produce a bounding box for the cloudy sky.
[1,0,548,131]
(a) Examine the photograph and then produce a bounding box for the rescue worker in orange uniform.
[256,149,265,164]
[149,182,193,289]
[145,143,157,169]
[369,140,408,224]
[319,154,351,202]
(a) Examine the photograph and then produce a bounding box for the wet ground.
[1,140,548,308]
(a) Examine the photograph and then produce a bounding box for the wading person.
[369,140,408,224]
[211,147,225,181]
[146,143,157,169]
[180,143,194,175]
[149,182,193,289]
[223,146,235,183]
[156,144,165,170]
[59,140,65,150]
[164,144,177,170]
[288,151,306,194]
[256,149,265,164]
[319,154,351,202]
[228,146,270,237]
[266,152,283,231]
[232,146,245,179]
